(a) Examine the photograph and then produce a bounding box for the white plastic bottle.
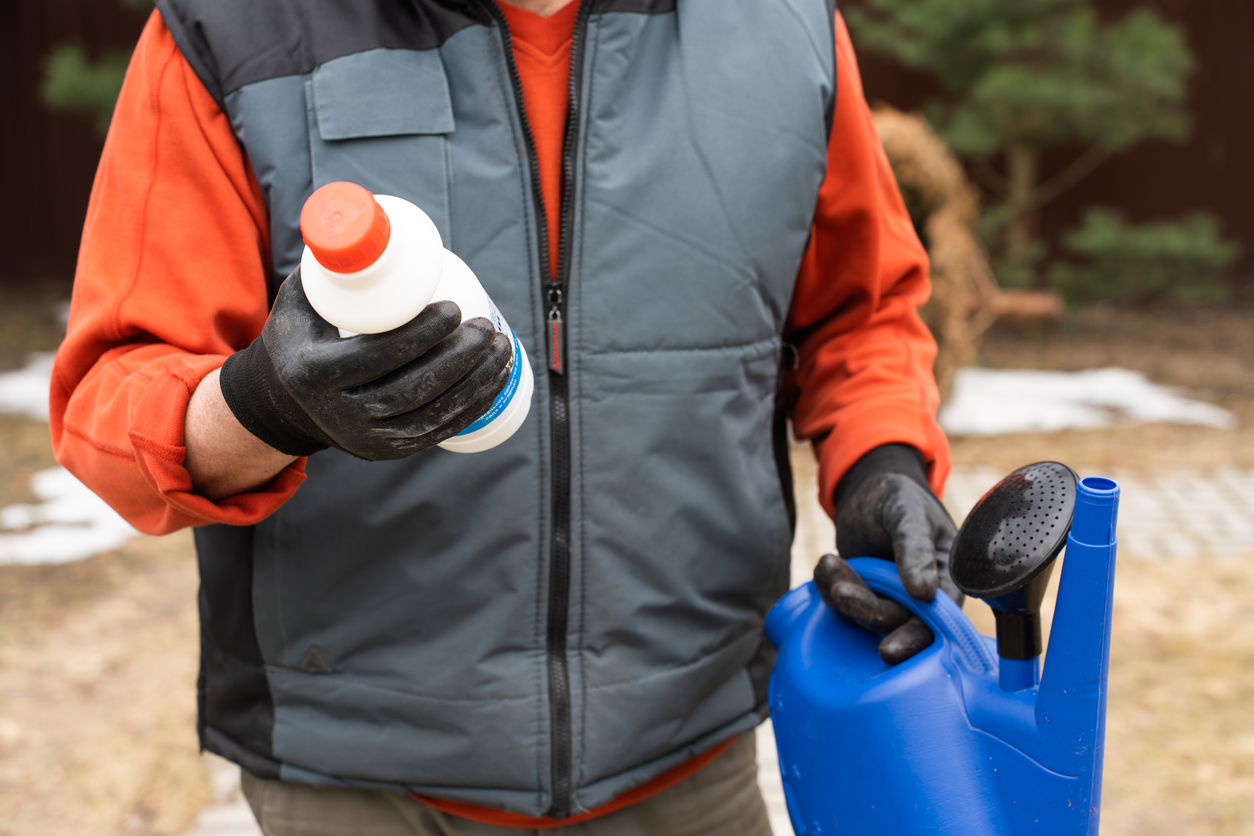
[297,181,533,453]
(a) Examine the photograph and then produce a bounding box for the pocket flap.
[312,48,454,140]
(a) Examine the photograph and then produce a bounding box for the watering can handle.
[847,558,998,674]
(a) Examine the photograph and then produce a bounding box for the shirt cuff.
[127,353,306,530]
[811,401,950,519]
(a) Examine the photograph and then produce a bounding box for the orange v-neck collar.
[494,1,581,58]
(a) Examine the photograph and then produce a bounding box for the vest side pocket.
[306,48,455,246]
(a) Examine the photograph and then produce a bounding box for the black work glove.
[219,266,513,460]
[816,444,963,665]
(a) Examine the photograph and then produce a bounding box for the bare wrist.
[185,367,298,501]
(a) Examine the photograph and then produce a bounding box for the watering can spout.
[1036,476,1120,788]
[1069,476,1120,546]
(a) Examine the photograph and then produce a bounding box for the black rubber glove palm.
[816,445,963,665]
[219,267,513,460]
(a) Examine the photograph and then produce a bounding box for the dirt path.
[1104,558,1254,834]
[0,532,208,836]
[954,306,1254,833]
[0,300,1251,834]
[4,463,1253,835]
[0,288,208,835]
[961,549,1254,835]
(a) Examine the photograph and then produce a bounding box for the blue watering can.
[765,463,1120,835]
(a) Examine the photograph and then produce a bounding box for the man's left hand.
[816,468,962,665]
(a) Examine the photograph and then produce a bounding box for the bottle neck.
[314,233,397,289]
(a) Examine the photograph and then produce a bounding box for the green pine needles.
[1051,209,1239,305]
[42,46,132,137]
[40,0,153,137]
[849,0,1192,155]
[848,0,1237,305]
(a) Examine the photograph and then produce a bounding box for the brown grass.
[0,293,208,836]
[1103,558,1254,834]
[0,532,208,836]
[955,555,1254,835]
[0,296,1250,833]
[889,304,1254,833]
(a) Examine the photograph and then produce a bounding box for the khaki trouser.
[241,733,772,836]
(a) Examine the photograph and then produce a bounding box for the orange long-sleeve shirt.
[50,5,949,828]
[51,8,948,535]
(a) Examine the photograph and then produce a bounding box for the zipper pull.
[547,288,565,374]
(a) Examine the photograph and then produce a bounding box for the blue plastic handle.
[850,558,998,675]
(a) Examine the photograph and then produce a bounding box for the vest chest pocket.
[307,48,455,245]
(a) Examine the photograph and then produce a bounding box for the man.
[51,0,959,833]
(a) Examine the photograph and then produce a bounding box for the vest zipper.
[479,0,591,819]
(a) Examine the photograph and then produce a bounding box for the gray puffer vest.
[158,0,837,818]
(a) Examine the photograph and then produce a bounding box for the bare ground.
[958,555,1254,836]
[956,304,1254,835]
[0,534,208,836]
[0,288,209,836]
[0,297,1250,834]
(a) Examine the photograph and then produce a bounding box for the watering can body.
[765,476,1119,835]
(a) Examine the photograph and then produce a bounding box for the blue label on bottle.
[456,299,523,436]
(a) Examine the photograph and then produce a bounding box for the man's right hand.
[218,267,513,460]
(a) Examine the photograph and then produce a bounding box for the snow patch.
[940,367,1237,437]
[0,467,138,566]
[0,351,55,421]
[0,351,138,565]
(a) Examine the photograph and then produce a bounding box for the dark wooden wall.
[1,0,149,285]
[848,0,1254,286]
[3,0,1252,287]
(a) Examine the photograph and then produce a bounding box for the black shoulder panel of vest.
[595,0,824,17]
[598,0,675,11]
[154,0,486,104]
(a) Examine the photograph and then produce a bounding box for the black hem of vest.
[772,384,797,536]
[824,0,838,137]
[205,703,769,810]
[205,725,283,781]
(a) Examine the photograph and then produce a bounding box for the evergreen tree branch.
[1028,143,1114,211]
[970,158,1010,197]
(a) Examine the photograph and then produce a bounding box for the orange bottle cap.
[300,182,392,273]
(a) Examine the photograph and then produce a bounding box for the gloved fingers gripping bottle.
[299,181,534,453]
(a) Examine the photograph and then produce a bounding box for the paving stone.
[945,467,1254,561]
